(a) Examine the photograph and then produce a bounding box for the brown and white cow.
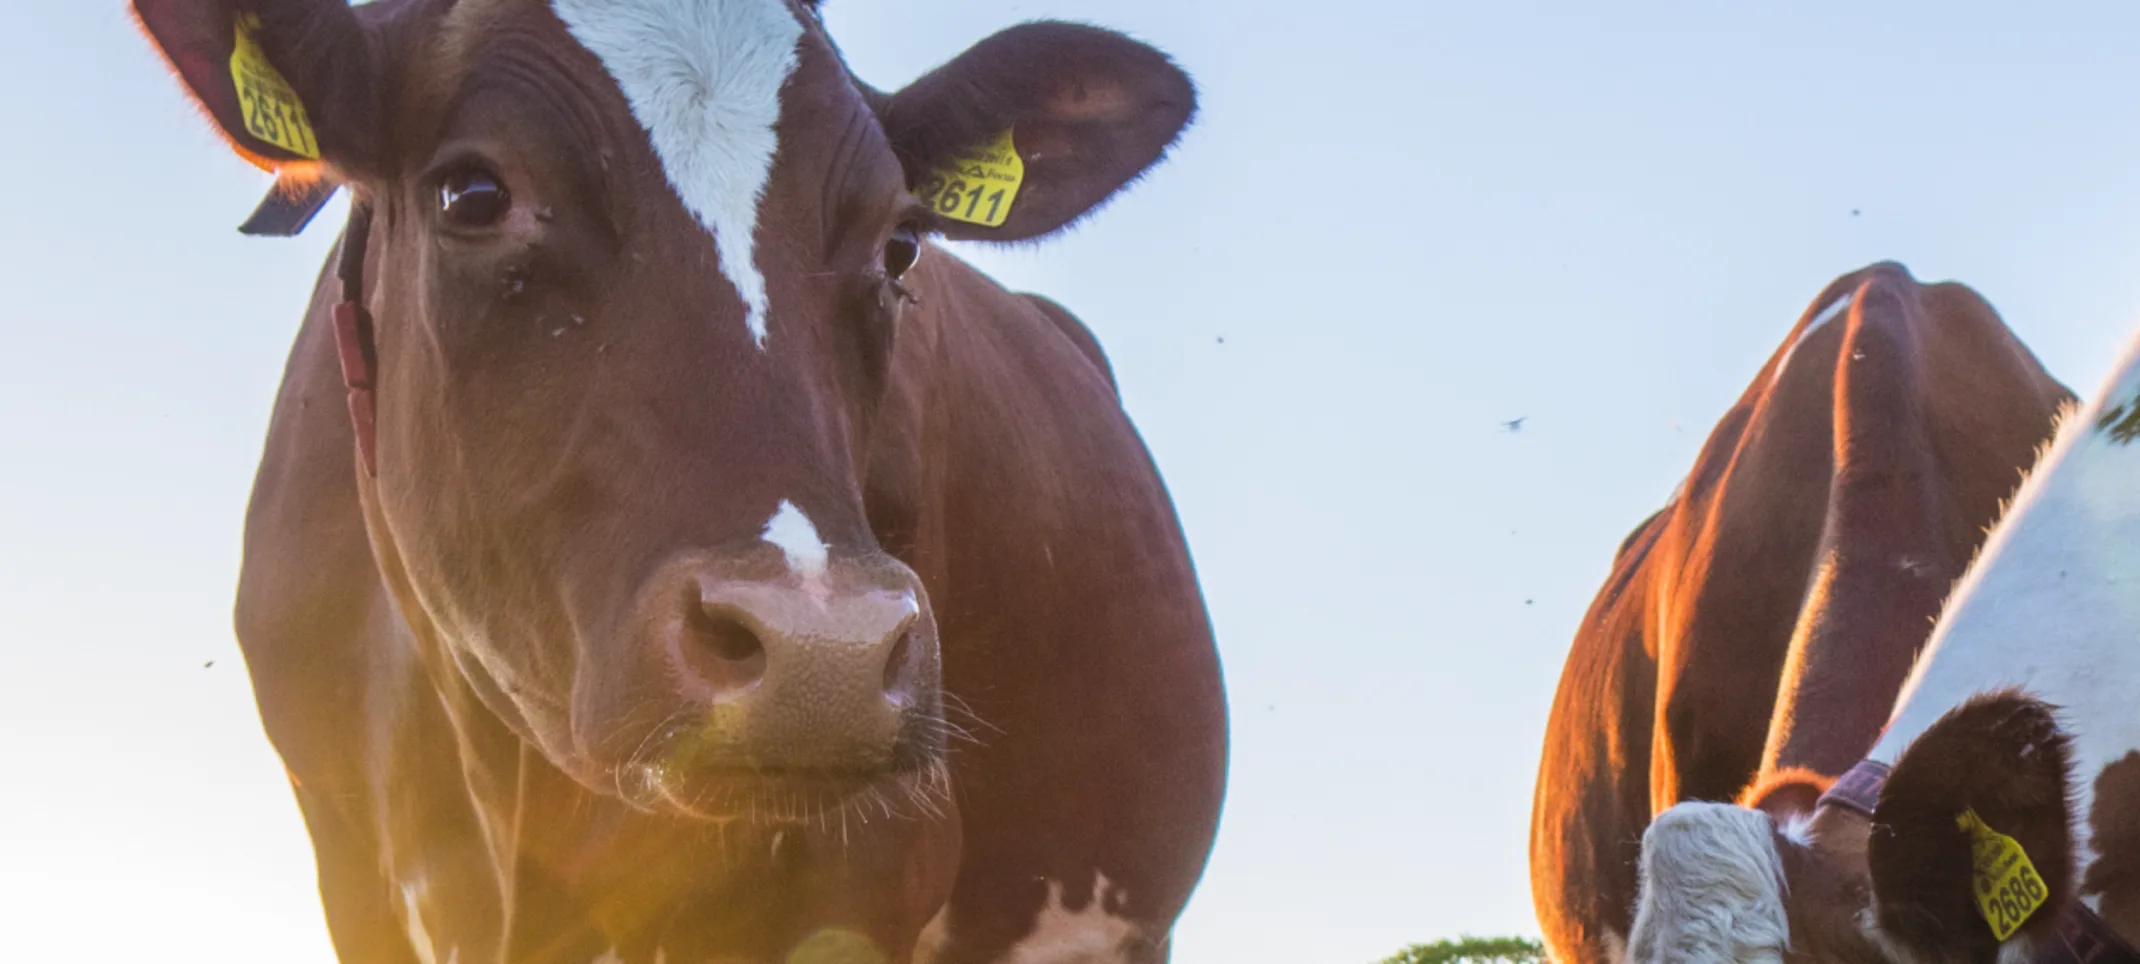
[133,1,1226,961]
[1531,262,2071,963]
[1628,324,2140,963]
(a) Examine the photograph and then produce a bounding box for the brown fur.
[1871,691,2076,962]
[2085,754,2140,939]
[1773,820,1891,964]
[1740,766,1836,819]
[135,0,1223,960]
[1533,263,2070,962]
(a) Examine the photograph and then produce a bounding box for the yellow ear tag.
[918,130,1023,228]
[1957,808,2050,941]
[229,14,320,160]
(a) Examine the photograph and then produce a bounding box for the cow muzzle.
[613,550,944,812]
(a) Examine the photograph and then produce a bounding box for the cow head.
[136,0,1194,819]
[1630,691,2078,964]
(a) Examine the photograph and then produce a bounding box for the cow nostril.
[883,630,916,699]
[698,611,762,663]
[679,605,767,698]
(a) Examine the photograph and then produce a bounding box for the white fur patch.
[399,882,458,964]
[1002,873,1147,964]
[1770,290,1857,388]
[915,907,951,960]
[1628,802,1791,964]
[1873,326,2140,884]
[551,0,804,347]
[761,499,829,579]
[1777,810,1816,849]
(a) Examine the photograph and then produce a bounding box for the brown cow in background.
[1530,261,2069,962]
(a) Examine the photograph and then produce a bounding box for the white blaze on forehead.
[1003,873,1149,964]
[1770,289,1857,388]
[550,0,804,347]
[1628,802,1790,964]
[762,499,829,578]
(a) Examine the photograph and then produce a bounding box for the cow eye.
[439,167,512,229]
[884,223,922,280]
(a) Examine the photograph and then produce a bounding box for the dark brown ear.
[1869,691,2075,962]
[878,21,1195,242]
[132,0,381,174]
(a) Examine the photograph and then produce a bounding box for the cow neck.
[331,202,380,477]
[1819,759,2140,964]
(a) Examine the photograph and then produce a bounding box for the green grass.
[1377,936,1547,964]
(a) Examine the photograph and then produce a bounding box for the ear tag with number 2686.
[1957,808,2049,941]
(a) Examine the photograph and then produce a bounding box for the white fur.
[1628,802,1791,964]
[551,0,804,347]
[1999,940,2045,964]
[1770,290,1857,388]
[1002,873,1148,964]
[761,499,828,579]
[1870,327,2140,880]
[399,882,458,964]
[915,906,952,961]
[1777,810,1817,849]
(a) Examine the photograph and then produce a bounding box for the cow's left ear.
[1868,691,2076,962]
[132,0,382,176]
[878,21,1195,242]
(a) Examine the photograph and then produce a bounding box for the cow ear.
[132,0,381,175]
[1868,691,2075,962]
[878,21,1195,242]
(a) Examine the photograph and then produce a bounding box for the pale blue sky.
[7,1,2140,961]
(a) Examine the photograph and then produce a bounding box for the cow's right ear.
[132,0,380,176]
[878,21,1195,243]
[1868,691,2076,962]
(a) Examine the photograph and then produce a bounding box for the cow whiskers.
[940,691,1004,742]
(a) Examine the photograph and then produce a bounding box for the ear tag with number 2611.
[1957,808,2049,941]
[229,13,320,160]
[919,130,1023,228]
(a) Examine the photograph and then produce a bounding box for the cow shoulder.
[1022,292,1118,398]
[235,233,380,785]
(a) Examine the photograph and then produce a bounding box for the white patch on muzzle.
[551,0,804,347]
[761,499,829,579]
[1629,802,1791,964]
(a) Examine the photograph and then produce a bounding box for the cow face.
[1630,692,2080,964]
[135,0,1194,819]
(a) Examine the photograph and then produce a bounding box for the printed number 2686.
[1990,867,2046,933]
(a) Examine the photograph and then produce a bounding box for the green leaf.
[1377,935,1547,964]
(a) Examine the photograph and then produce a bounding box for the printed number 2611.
[926,176,1006,225]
